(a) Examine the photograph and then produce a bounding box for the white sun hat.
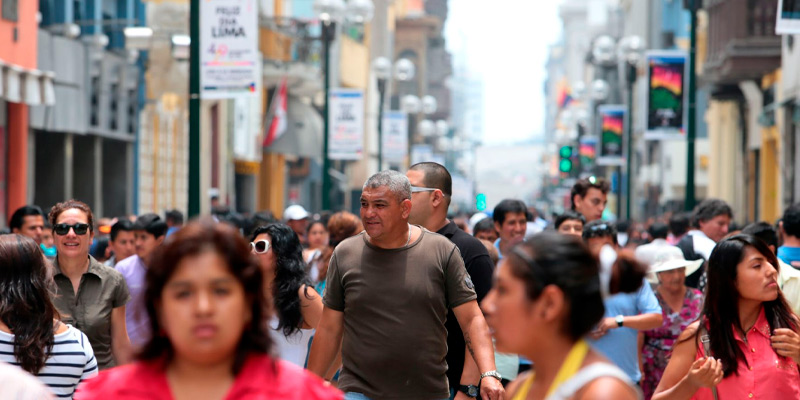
[646,245,704,284]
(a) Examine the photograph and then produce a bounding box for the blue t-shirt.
[778,246,800,267]
[588,279,662,383]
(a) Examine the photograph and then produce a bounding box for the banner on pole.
[597,105,626,166]
[200,0,259,99]
[579,135,597,172]
[381,111,408,163]
[328,88,365,160]
[644,51,687,140]
[777,0,800,34]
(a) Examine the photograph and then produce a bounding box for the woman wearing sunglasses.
[48,200,132,370]
[75,219,342,399]
[250,224,324,368]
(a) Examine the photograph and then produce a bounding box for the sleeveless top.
[269,316,313,368]
[511,339,641,400]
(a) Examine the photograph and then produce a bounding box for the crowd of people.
[2,164,800,400]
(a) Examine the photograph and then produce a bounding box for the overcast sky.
[445,1,563,145]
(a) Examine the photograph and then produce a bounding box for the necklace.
[404,224,412,246]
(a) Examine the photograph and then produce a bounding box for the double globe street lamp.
[371,57,415,170]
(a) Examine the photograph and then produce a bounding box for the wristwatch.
[616,314,624,328]
[480,370,502,381]
[458,384,479,398]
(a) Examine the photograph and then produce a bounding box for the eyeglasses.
[587,223,609,232]
[250,240,270,254]
[54,223,90,236]
[411,186,449,196]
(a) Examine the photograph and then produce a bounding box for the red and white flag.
[263,78,288,147]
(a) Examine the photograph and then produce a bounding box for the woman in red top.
[653,234,800,400]
[75,219,342,400]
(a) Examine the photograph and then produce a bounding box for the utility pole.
[321,21,335,211]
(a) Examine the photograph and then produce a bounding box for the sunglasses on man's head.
[54,223,90,236]
[250,240,270,254]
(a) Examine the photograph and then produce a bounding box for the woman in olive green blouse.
[48,199,132,370]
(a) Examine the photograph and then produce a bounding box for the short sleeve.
[445,246,477,308]
[111,271,131,309]
[636,278,662,315]
[322,253,345,311]
[465,253,494,304]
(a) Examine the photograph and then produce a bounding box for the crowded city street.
[3,0,800,399]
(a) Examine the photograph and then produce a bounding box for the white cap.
[647,246,704,284]
[469,212,490,231]
[284,205,310,221]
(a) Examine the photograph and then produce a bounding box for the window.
[109,83,119,130]
[2,0,18,22]
[90,76,100,127]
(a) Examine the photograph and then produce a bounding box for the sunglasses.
[411,186,449,196]
[54,223,91,236]
[250,240,271,254]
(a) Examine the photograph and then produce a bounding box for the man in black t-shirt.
[407,163,497,400]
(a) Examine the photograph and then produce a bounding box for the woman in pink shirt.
[75,219,341,400]
[653,234,800,400]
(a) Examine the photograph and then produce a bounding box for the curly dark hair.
[251,224,313,338]
[139,219,270,374]
[48,199,95,233]
[0,234,60,374]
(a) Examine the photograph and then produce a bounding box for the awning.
[0,60,56,105]
[265,95,323,159]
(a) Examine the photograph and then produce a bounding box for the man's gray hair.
[363,170,412,202]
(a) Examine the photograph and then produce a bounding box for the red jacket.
[74,354,342,400]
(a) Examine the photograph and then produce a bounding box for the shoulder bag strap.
[698,324,719,400]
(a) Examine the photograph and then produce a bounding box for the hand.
[590,317,617,339]
[771,328,800,364]
[686,357,723,389]
[479,376,504,400]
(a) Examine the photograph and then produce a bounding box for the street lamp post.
[619,36,644,220]
[371,57,414,171]
[315,0,373,211]
[685,0,699,211]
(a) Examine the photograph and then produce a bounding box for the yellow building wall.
[761,71,781,223]
[340,35,370,89]
[706,100,740,209]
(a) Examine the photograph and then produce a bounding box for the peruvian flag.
[263,78,288,147]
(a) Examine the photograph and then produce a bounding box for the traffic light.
[476,193,487,211]
[559,145,573,173]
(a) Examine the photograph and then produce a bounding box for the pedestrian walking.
[0,234,98,398]
[570,177,610,222]
[308,171,503,400]
[303,220,330,282]
[9,205,45,245]
[48,199,132,370]
[653,234,800,399]
[742,221,800,314]
[74,219,342,400]
[407,162,497,399]
[114,213,168,349]
[676,199,733,289]
[104,219,136,267]
[639,246,704,400]
[493,199,527,259]
[481,233,641,400]
[554,211,585,237]
[250,223,324,369]
[778,202,800,268]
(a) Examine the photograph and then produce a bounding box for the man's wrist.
[480,370,502,382]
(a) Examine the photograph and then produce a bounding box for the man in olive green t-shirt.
[308,171,503,400]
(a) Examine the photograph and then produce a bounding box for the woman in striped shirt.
[0,234,98,398]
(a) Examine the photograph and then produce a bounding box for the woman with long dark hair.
[303,220,330,283]
[653,234,800,399]
[0,234,98,398]
[251,224,324,367]
[75,219,340,399]
[482,233,642,399]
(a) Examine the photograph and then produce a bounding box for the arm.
[453,347,482,400]
[110,306,132,365]
[307,306,344,379]
[453,301,503,400]
[592,313,662,338]
[299,285,324,330]
[458,253,495,397]
[652,323,723,400]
